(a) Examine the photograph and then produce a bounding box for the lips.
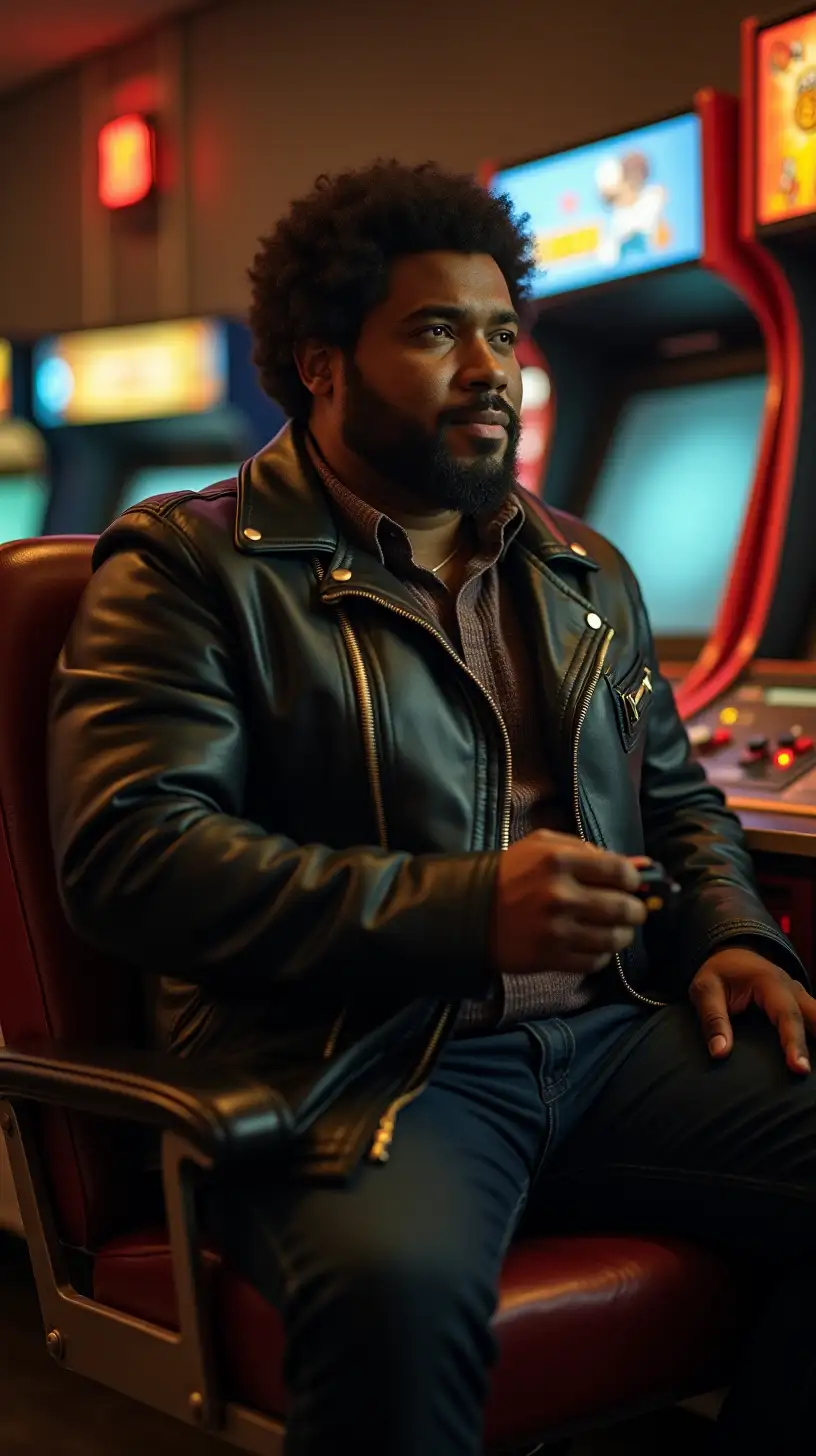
[449,409,509,428]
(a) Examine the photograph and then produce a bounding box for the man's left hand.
[689,947,816,1074]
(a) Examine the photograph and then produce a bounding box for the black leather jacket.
[48,424,803,1181]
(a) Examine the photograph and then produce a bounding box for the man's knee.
[293,1223,496,1351]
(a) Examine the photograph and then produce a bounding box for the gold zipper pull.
[370,1112,397,1163]
[323,1009,347,1059]
[625,666,652,722]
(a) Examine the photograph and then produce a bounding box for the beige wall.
[0,0,778,333]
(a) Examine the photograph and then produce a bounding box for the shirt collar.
[305,431,525,568]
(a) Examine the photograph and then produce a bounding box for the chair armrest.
[0,1041,294,1166]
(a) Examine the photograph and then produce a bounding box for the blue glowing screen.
[491,113,703,299]
[584,375,766,636]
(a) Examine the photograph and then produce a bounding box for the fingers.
[689,972,733,1058]
[548,915,635,957]
[549,877,647,929]
[756,982,811,1074]
[554,849,641,894]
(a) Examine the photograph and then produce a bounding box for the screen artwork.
[491,113,703,299]
[757,11,816,225]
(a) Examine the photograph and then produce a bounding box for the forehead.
[378,251,513,321]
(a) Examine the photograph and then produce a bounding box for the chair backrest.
[0,537,149,1248]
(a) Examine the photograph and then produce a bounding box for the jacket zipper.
[319,577,514,1155]
[321,583,513,850]
[316,560,388,1060]
[624,665,653,724]
[369,1002,456,1162]
[572,628,667,1011]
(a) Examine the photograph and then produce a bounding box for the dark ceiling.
[0,0,209,96]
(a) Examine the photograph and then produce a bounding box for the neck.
[306,420,463,569]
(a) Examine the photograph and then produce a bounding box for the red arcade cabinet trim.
[728,18,803,678]
[674,86,797,718]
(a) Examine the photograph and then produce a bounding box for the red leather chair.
[0,536,748,1452]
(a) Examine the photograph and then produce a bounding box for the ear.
[293,340,335,400]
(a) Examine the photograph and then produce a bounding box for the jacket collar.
[236,422,600,575]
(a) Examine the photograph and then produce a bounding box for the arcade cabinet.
[488,94,785,695]
[32,317,284,533]
[0,339,48,547]
[488,92,816,966]
[677,12,816,822]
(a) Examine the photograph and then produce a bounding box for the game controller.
[629,857,681,914]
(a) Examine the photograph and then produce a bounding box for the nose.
[455,335,510,395]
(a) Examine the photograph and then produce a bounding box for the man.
[48,161,816,1455]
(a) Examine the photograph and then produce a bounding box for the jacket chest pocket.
[604,654,654,753]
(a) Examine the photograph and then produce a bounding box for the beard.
[340,357,521,516]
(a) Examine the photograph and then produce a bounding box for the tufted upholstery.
[0,536,746,1447]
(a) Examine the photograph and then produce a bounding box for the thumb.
[690,972,733,1058]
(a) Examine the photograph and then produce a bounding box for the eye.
[492,330,518,348]
[418,324,453,340]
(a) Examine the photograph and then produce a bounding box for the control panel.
[683,666,816,815]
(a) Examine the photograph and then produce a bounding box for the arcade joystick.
[629,858,681,914]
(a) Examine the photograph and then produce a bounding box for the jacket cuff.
[695,930,807,987]
[409,850,501,1000]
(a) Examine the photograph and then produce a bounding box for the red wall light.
[98,114,156,209]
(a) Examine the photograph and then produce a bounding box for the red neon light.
[98,114,155,209]
[779,913,792,936]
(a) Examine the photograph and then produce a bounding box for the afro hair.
[248,159,534,421]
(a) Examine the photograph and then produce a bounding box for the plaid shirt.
[308,441,600,1031]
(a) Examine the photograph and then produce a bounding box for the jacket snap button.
[586,612,602,630]
[570,541,588,557]
[331,568,352,582]
[243,528,262,542]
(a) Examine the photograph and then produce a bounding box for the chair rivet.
[189,1391,204,1420]
[46,1328,64,1361]
[0,1109,13,1136]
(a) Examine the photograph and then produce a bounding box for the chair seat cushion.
[93,1227,744,1446]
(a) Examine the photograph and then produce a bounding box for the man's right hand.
[490,830,647,978]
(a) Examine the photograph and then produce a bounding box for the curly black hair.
[248,160,534,421]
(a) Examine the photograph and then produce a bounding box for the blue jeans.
[206,1000,816,1455]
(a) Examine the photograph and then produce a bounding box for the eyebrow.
[401,304,520,328]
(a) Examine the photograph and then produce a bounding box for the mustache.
[439,396,519,429]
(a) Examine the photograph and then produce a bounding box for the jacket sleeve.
[47,509,498,1004]
[621,563,806,988]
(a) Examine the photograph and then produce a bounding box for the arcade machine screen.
[491,113,769,662]
[32,319,256,531]
[493,111,703,300]
[585,373,766,637]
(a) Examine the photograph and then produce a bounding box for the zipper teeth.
[323,587,513,852]
[572,629,667,1011]
[316,559,388,1060]
[319,577,502,1143]
[369,1003,455,1162]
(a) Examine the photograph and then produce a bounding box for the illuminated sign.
[33,319,228,427]
[0,340,10,419]
[756,11,816,225]
[490,113,703,299]
[98,114,156,209]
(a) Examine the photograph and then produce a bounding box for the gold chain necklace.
[429,544,459,575]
